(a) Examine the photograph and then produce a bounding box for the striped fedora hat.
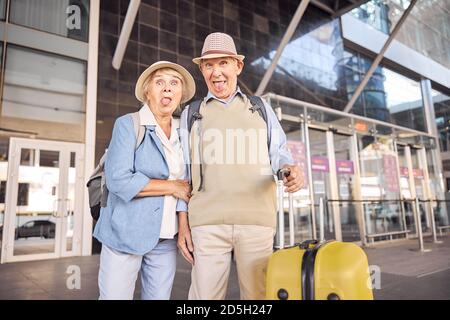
[192,32,245,65]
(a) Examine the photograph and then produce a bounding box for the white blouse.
[139,105,186,239]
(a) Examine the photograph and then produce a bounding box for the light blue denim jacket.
[93,113,186,255]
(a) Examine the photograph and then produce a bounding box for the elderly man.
[177,32,304,300]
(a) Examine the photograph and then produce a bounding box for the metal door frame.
[305,126,329,239]
[305,124,357,242]
[393,142,409,238]
[403,144,433,237]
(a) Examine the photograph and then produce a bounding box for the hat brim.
[135,61,196,104]
[192,53,245,65]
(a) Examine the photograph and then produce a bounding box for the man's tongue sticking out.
[214,81,225,92]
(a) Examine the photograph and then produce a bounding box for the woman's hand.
[171,180,191,203]
[177,212,194,265]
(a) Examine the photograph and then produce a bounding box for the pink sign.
[400,166,409,177]
[311,156,329,172]
[413,169,424,179]
[383,155,399,193]
[287,140,307,179]
[336,160,354,174]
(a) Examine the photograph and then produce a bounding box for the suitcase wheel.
[277,289,289,300]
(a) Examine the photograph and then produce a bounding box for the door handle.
[52,199,61,218]
[64,199,71,218]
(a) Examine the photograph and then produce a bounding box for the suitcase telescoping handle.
[275,168,295,250]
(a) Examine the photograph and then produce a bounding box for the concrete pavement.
[0,236,448,300]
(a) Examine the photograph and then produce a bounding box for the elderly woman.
[93,61,195,300]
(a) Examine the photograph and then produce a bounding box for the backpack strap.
[186,100,205,191]
[131,112,146,150]
[187,100,203,133]
[247,95,271,147]
[248,95,268,123]
[97,112,144,210]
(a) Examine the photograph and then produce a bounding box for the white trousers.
[98,239,177,300]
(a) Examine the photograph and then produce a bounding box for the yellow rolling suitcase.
[265,169,374,300]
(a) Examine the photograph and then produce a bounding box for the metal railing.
[276,193,314,249]
[263,93,435,139]
[324,198,411,243]
[277,196,448,252]
[428,199,450,236]
[318,198,447,252]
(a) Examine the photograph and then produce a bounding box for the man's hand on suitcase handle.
[177,212,195,265]
[280,165,305,193]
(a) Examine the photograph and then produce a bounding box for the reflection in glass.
[254,17,427,134]
[0,0,5,20]
[308,129,335,240]
[10,0,90,42]
[383,69,425,132]
[308,108,352,131]
[334,133,361,242]
[343,50,426,132]
[397,144,415,232]
[350,0,390,33]
[2,45,86,143]
[13,149,60,256]
[432,89,450,152]
[0,137,8,259]
[282,120,313,243]
[340,50,388,122]
[350,0,450,69]
[422,137,448,230]
[20,149,35,166]
[349,0,407,35]
[255,20,349,111]
[358,135,405,237]
[409,148,430,234]
[40,150,59,168]
[435,198,450,231]
[70,151,76,168]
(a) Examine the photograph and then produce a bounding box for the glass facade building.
[0,0,448,262]
[350,0,450,69]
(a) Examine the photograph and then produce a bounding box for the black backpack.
[86,112,145,221]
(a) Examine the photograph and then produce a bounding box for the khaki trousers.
[188,224,275,300]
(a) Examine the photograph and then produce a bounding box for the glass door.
[284,119,313,244]
[423,137,449,232]
[0,137,9,261]
[409,146,432,234]
[333,133,360,242]
[397,144,415,235]
[1,138,84,263]
[358,135,404,240]
[308,128,335,240]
